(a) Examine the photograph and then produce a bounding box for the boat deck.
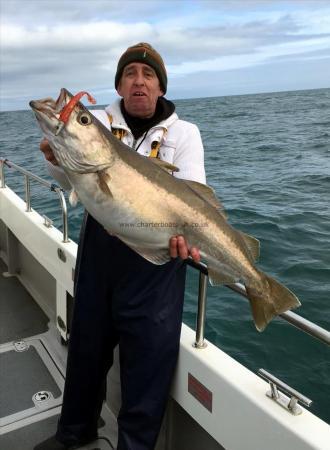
[0,258,115,450]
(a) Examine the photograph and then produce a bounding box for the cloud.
[1,0,329,110]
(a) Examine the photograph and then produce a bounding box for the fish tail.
[245,272,301,332]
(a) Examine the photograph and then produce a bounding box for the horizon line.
[1,85,329,113]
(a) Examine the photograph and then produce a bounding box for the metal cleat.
[258,368,312,415]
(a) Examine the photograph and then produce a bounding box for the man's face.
[117,62,164,118]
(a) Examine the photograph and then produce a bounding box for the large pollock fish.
[30,88,301,331]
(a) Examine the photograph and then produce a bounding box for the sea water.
[0,88,329,423]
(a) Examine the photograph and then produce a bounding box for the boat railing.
[0,158,69,242]
[1,158,329,349]
[187,259,330,348]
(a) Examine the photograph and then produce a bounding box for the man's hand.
[40,138,59,165]
[169,235,200,263]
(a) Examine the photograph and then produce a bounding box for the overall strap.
[107,113,127,141]
[150,128,167,158]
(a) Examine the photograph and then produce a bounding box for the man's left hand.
[169,235,200,263]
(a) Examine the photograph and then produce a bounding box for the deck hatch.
[0,338,64,428]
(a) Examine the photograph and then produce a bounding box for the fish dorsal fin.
[184,180,227,218]
[149,157,180,173]
[237,231,260,262]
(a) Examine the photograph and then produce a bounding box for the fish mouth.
[29,88,76,134]
[29,88,74,118]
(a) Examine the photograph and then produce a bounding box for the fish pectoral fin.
[69,189,79,206]
[97,169,112,197]
[237,231,260,262]
[183,180,227,218]
[149,158,180,173]
[208,267,237,286]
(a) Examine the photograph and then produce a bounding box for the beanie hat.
[115,42,167,94]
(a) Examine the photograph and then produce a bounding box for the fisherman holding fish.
[32,41,300,450]
[35,43,207,450]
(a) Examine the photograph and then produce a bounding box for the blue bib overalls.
[56,213,186,450]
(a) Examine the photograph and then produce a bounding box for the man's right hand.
[40,138,59,165]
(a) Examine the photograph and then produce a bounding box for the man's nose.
[133,72,145,86]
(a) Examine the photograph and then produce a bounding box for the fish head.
[30,88,114,173]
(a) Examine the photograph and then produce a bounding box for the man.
[36,43,206,450]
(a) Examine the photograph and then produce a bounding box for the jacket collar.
[105,99,178,133]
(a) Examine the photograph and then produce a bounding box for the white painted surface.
[173,324,330,450]
[0,185,77,296]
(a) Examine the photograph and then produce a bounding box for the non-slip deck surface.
[0,256,115,449]
[0,258,49,344]
[0,414,60,450]
[0,415,114,450]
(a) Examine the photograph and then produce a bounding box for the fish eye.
[78,112,92,126]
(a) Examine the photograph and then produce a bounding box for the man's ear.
[117,81,123,97]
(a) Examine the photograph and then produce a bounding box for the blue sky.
[1,0,329,111]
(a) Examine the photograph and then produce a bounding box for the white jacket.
[47,99,206,188]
